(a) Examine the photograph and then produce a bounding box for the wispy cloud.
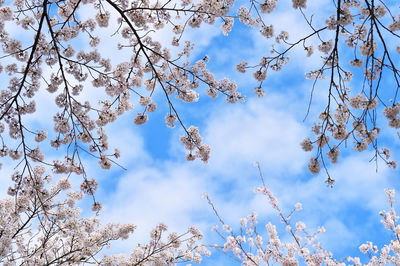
[96,86,398,262]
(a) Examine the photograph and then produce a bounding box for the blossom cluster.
[225,0,400,180]
[209,165,400,265]
[180,126,211,163]
[0,165,209,265]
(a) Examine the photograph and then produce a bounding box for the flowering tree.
[1,0,400,264]
[207,164,400,265]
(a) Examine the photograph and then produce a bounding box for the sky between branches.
[1,0,400,264]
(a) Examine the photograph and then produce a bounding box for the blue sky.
[76,1,400,264]
[1,0,400,264]
[76,1,400,263]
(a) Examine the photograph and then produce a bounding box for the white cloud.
[98,91,312,254]
[204,96,309,177]
[320,218,360,254]
[99,163,211,255]
[98,86,400,261]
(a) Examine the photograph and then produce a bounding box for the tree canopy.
[1,0,400,264]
